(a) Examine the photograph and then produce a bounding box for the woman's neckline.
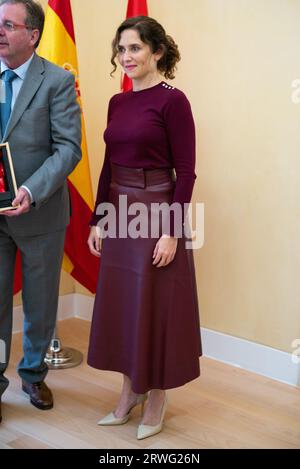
[131,81,165,93]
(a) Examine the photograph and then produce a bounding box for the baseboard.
[202,328,300,388]
[13,294,299,388]
[72,293,95,321]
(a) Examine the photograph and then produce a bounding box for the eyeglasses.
[0,20,32,32]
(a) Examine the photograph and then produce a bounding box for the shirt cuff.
[21,185,34,203]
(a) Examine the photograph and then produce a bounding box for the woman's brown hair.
[111,16,181,80]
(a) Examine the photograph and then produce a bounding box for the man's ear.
[30,29,40,48]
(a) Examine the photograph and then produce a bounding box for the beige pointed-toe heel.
[97,393,147,426]
[137,396,167,440]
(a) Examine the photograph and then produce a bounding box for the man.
[0,0,81,422]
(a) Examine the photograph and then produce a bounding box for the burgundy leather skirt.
[87,164,202,393]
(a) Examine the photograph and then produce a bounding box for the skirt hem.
[87,360,201,394]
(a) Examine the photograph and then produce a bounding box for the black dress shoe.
[22,380,53,410]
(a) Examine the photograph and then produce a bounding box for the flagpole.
[44,328,83,369]
[39,0,98,370]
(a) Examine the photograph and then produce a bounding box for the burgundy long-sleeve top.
[90,81,196,227]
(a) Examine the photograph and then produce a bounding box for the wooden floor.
[0,318,299,449]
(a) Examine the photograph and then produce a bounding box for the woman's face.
[117,28,162,81]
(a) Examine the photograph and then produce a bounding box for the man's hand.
[0,187,31,217]
[152,234,178,268]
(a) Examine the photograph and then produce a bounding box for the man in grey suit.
[0,0,81,422]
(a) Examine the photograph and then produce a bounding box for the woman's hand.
[152,234,178,268]
[88,226,101,257]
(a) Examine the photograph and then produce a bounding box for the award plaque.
[0,142,18,212]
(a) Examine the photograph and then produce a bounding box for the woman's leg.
[141,389,166,425]
[114,374,142,418]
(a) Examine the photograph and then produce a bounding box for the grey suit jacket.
[1,53,82,236]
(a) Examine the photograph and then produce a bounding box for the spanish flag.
[122,0,148,92]
[38,0,99,293]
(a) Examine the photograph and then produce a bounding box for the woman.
[87,16,202,440]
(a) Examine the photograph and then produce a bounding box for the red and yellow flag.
[122,0,148,92]
[38,0,99,293]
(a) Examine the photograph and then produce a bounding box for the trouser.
[0,218,66,398]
